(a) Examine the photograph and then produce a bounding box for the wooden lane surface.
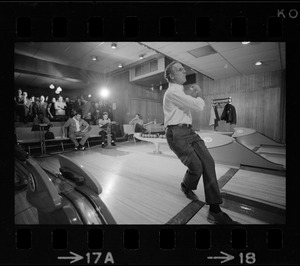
[32,142,285,224]
[34,144,234,224]
[220,169,285,209]
[258,153,286,168]
[188,205,269,225]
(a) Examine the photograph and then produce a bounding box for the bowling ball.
[184,84,202,98]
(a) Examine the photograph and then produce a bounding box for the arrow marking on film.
[207,251,235,264]
[58,251,83,264]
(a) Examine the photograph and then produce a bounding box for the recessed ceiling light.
[118,64,123,68]
[255,61,263,66]
[111,43,117,49]
[92,56,97,61]
[242,41,251,45]
[139,54,144,59]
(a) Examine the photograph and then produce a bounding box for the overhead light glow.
[49,84,55,89]
[57,86,62,92]
[118,64,123,68]
[99,88,110,99]
[92,56,97,61]
[111,43,117,49]
[139,54,144,59]
[88,94,92,98]
[255,61,263,66]
[242,41,251,45]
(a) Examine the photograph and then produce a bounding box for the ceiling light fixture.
[118,64,123,68]
[111,43,117,49]
[242,41,251,45]
[92,56,97,61]
[255,61,263,66]
[139,54,144,59]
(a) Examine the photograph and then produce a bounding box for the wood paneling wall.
[21,67,285,143]
[106,72,165,130]
[193,70,285,143]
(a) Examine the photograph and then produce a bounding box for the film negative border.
[1,1,300,265]
[3,2,299,41]
[10,225,293,264]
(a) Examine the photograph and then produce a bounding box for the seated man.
[62,111,90,151]
[129,113,147,133]
[33,112,53,127]
[98,112,116,148]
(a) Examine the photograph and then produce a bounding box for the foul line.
[166,168,239,225]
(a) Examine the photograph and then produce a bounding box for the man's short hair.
[164,60,179,82]
[75,111,82,116]
[103,112,108,116]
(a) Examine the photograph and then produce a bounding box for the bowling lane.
[221,169,285,208]
[33,141,285,224]
[188,205,269,225]
[36,146,195,224]
[34,144,235,224]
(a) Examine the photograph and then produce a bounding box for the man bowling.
[163,61,238,224]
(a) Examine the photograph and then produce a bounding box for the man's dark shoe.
[79,145,86,151]
[74,146,79,151]
[207,211,240,224]
[111,142,116,146]
[180,182,199,201]
[101,143,105,148]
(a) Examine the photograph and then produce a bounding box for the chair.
[123,124,136,143]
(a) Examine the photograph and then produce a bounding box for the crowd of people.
[14,89,113,125]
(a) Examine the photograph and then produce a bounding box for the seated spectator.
[98,112,116,148]
[129,113,147,133]
[62,111,90,151]
[33,112,53,127]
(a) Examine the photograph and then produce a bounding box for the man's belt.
[167,124,192,128]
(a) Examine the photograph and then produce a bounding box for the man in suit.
[62,111,90,151]
[163,61,238,224]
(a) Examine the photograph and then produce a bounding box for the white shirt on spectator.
[54,101,66,115]
[73,117,80,132]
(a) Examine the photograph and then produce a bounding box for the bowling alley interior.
[14,42,286,225]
